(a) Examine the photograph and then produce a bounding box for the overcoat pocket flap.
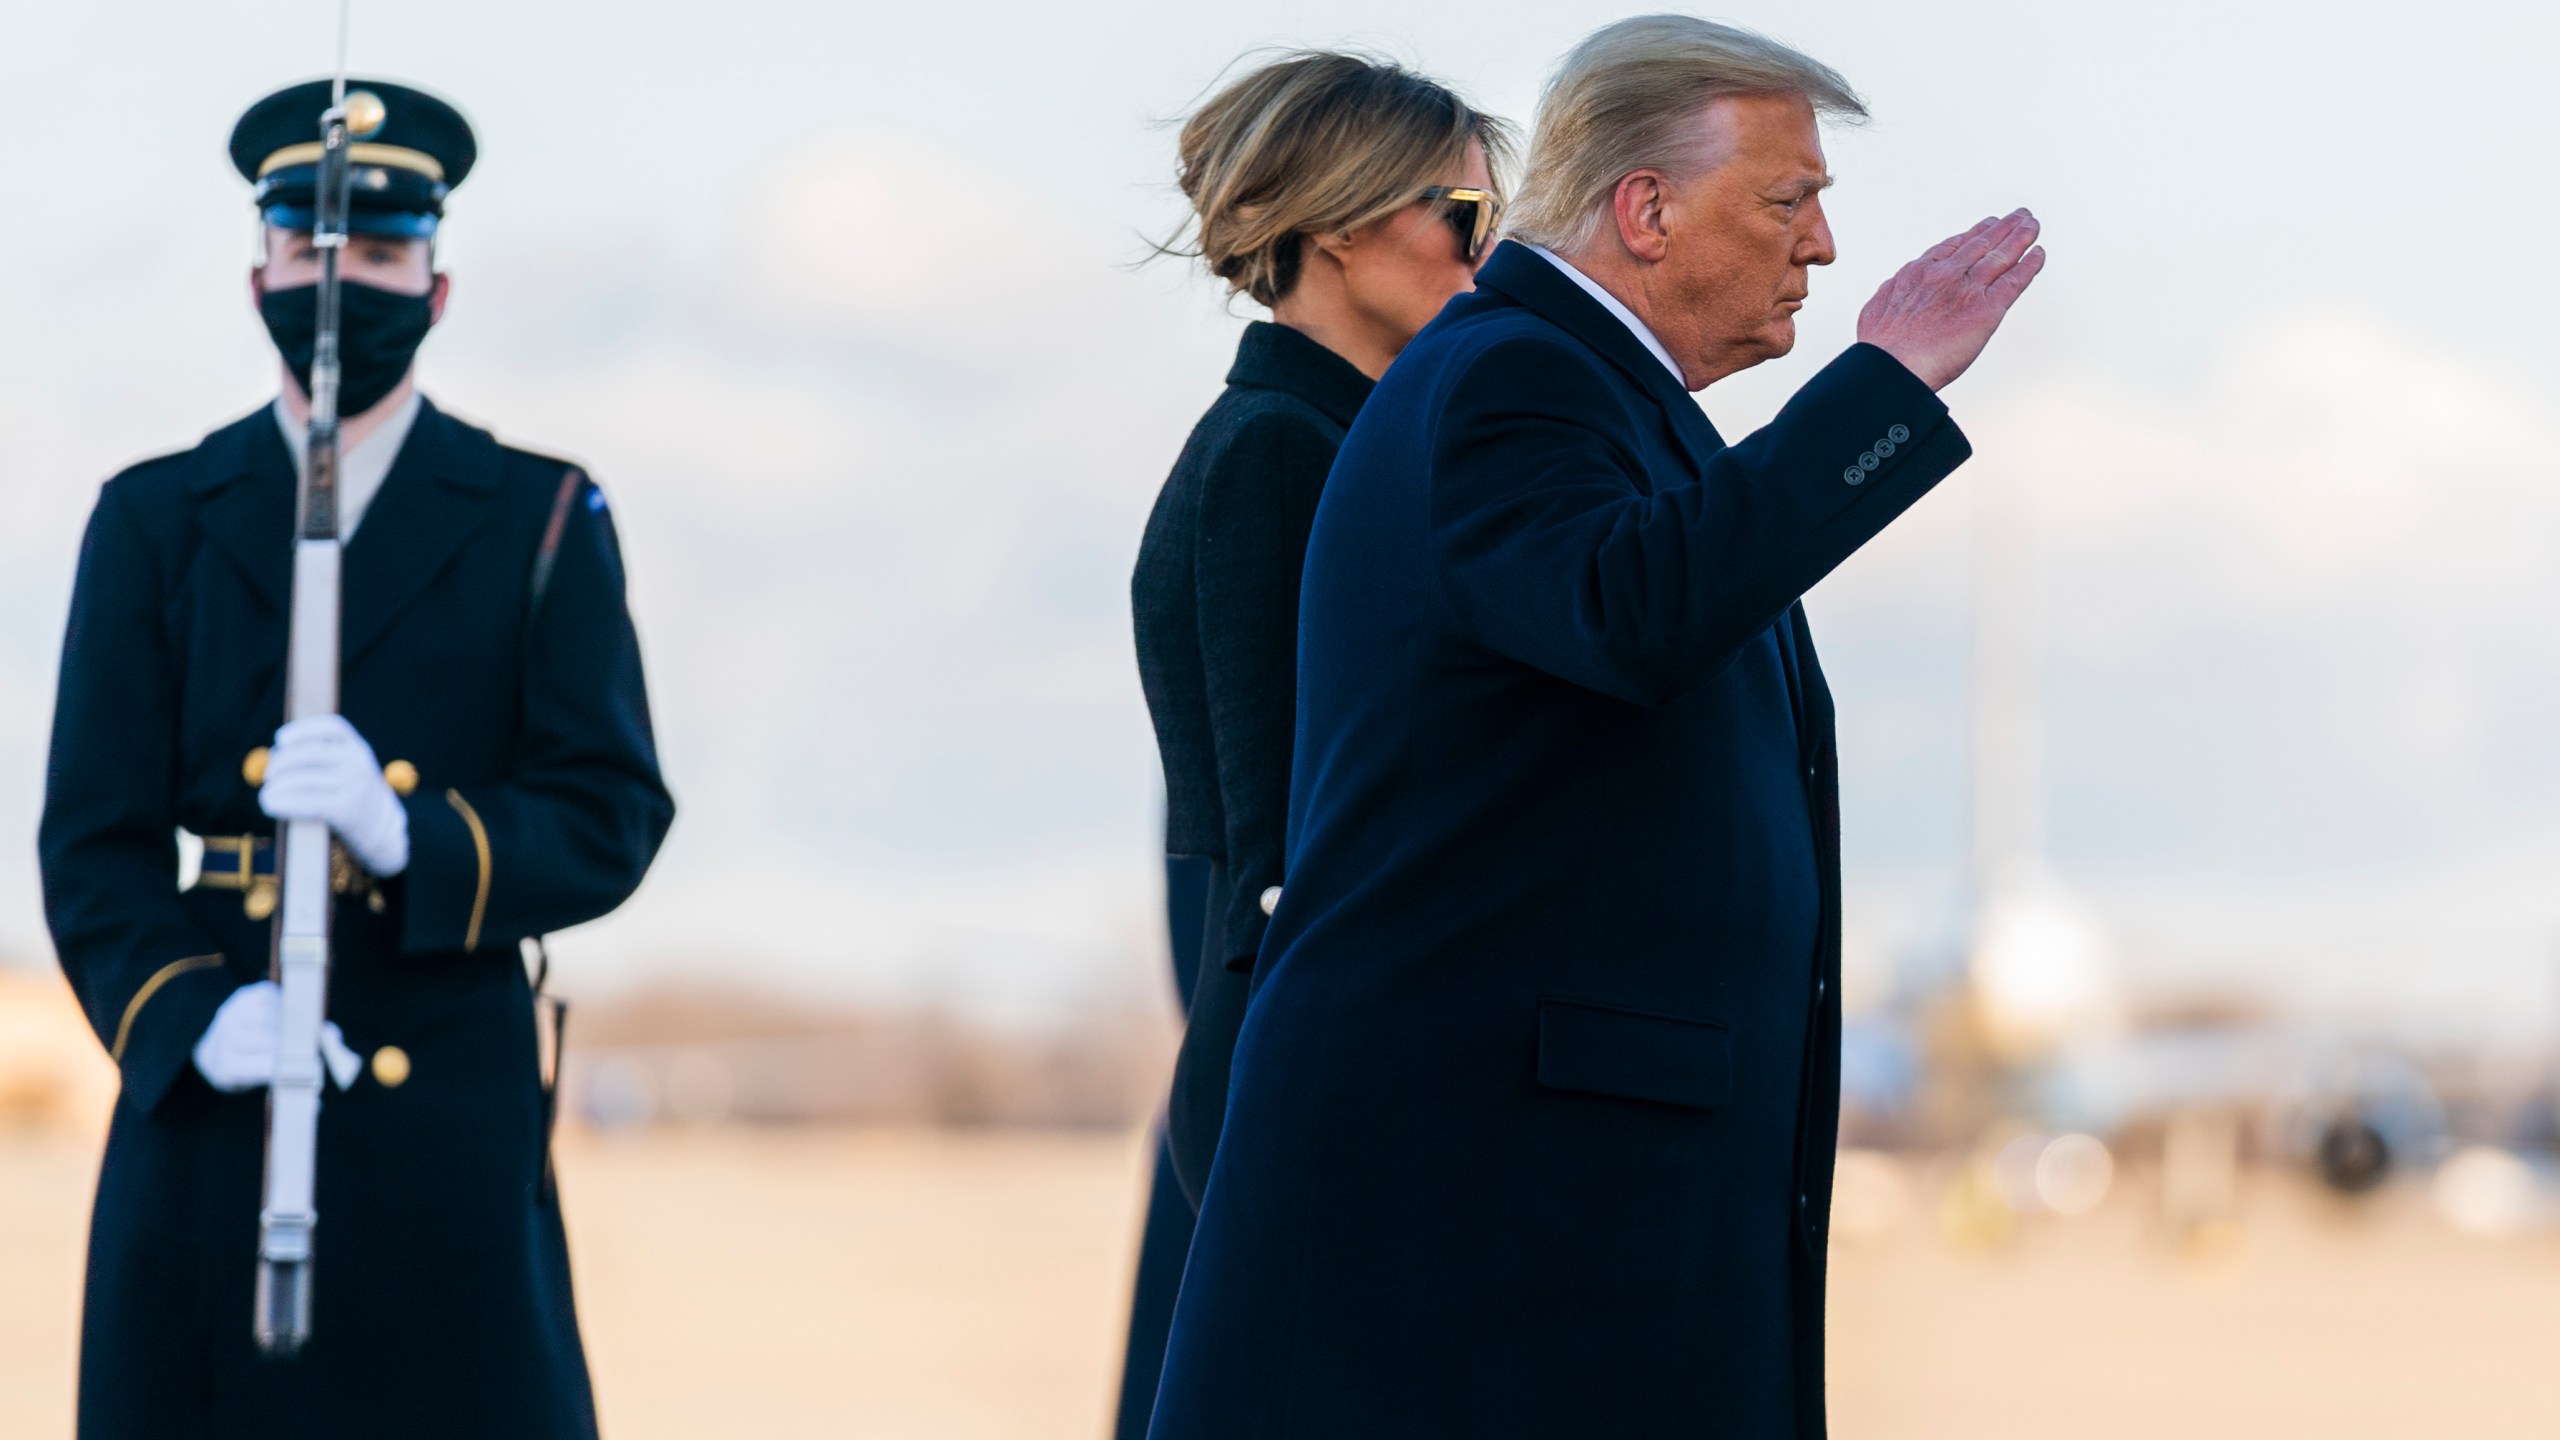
[1536,1000,1733,1109]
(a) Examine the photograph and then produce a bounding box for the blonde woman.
[1120,50,1511,1438]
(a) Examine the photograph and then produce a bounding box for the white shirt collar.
[273,389,423,540]
[1522,242,1686,387]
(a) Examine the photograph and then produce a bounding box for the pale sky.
[2,1,2555,1035]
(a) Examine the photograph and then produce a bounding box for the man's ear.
[428,272,451,324]
[250,267,267,306]
[1611,172,1673,264]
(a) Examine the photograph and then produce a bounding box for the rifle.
[253,18,386,1356]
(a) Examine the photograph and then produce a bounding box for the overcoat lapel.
[187,410,296,614]
[342,400,503,664]
[1471,242,1725,477]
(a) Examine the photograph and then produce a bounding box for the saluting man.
[38,79,672,1439]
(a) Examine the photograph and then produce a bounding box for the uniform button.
[382,760,419,797]
[1842,467,1865,486]
[242,747,270,787]
[371,1046,411,1088]
[1259,886,1282,916]
[1872,438,1895,458]
[1887,423,1911,445]
[1858,452,1881,471]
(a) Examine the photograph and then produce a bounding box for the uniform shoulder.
[457,421,595,496]
[100,447,201,505]
[494,440,605,516]
[482,433,626,553]
[489,440,618,547]
[420,409,608,538]
[96,409,273,515]
[418,402,596,494]
[494,438,594,483]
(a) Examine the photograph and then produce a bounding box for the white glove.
[192,980,363,1093]
[259,714,409,877]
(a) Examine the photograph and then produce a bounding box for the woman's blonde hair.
[1168,51,1515,308]
[1508,16,1865,255]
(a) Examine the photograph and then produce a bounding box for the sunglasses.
[1421,186,1501,262]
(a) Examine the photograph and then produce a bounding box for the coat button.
[1887,423,1911,444]
[1858,452,1881,471]
[1872,438,1895,458]
[1842,467,1865,486]
[371,1046,412,1088]
[382,760,419,797]
[1259,886,1282,916]
[242,747,270,787]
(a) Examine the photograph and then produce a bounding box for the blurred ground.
[6,1123,2560,1438]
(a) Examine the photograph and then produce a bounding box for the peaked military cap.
[229,79,475,237]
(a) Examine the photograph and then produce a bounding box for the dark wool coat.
[1147,243,1970,1440]
[1131,320,1373,1198]
[1133,319,1375,972]
[1120,322,1372,1436]
[40,399,672,1440]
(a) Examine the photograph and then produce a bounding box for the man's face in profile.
[1661,92,1838,375]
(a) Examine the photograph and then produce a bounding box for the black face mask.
[258,279,437,417]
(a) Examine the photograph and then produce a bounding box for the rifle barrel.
[253,86,353,1358]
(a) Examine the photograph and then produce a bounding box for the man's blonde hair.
[1167,51,1516,308]
[1508,16,1865,255]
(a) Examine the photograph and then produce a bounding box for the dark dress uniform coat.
[1147,243,1971,1440]
[40,398,673,1440]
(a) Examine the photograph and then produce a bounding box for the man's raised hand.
[1857,208,2045,392]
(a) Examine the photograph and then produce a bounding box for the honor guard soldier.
[38,79,673,1440]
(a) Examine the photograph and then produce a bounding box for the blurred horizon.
[2,0,2557,1043]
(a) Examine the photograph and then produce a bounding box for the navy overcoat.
[1148,243,1969,1439]
[40,399,673,1440]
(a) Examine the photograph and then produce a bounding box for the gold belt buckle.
[193,834,279,920]
[198,834,379,919]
